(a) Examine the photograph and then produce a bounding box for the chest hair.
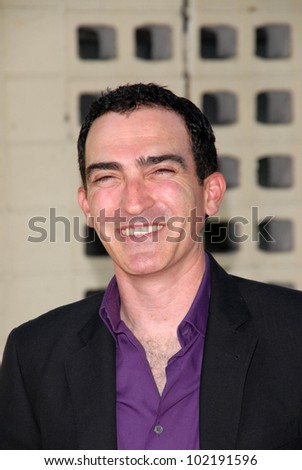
[137,334,181,395]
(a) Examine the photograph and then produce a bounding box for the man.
[1,83,302,450]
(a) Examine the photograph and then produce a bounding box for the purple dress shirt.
[100,255,210,450]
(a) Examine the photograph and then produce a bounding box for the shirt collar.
[99,253,211,344]
[100,276,121,335]
[177,253,210,345]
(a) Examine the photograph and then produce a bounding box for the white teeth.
[121,225,164,237]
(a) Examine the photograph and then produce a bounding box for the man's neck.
[115,251,207,337]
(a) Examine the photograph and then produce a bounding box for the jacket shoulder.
[233,275,302,310]
[6,292,105,351]
[208,253,302,327]
[231,275,302,338]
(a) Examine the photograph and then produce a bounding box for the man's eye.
[93,175,115,185]
[153,168,175,175]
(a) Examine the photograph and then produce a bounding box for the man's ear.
[78,187,94,227]
[203,172,226,216]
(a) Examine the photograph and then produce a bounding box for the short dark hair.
[77,83,217,189]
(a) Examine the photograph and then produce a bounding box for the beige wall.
[1,0,302,357]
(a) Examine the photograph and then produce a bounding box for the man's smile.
[120,224,165,238]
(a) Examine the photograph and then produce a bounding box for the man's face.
[78,107,224,278]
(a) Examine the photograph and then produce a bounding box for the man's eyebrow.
[136,155,187,169]
[86,161,122,180]
[86,155,187,180]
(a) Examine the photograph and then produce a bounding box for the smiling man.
[78,106,223,280]
[1,83,302,450]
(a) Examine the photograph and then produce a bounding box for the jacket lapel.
[65,315,117,449]
[200,255,258,449]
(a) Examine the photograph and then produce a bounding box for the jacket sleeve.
[0,330,42,449]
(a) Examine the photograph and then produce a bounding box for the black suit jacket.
[1,255,302,449]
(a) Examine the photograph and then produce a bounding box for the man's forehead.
[85,107,193,170]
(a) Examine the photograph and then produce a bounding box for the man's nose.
[122,178,154,215]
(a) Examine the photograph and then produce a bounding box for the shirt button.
[153,424,164,435]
